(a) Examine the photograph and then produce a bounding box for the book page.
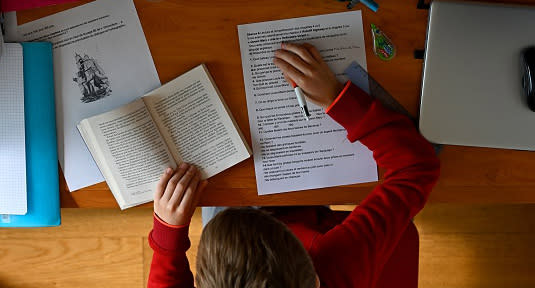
[144,65,251,179]
[5,0,161,191]
[78,99,176,209]
[238,11,378,195]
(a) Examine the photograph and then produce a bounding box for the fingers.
[155,167,174,201]
[274,42,324,87]
[281,72,293,87]
[272,42,340,109]
[168,165,198,207]
[153,162,206,226]
[178,178,207,220]
[177,172,201,210]
[274,48,310,75]
[282,42,316,64]
[273,57,304,86]
[161,163,189,202]
[302,43,323,63]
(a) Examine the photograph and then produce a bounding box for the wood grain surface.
[0,205,534,287]
[17,0,535,208]
[416,204,535,288]
[0,238,143,288]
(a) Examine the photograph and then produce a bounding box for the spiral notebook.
[0,43,26,215]
[0,42,60,227]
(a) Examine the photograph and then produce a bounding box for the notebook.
[0,42,60,227]
[0,43,26,215]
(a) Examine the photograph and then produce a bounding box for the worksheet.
[238,11,378,195]
[4,0,161,191]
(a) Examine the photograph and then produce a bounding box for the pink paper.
[1,0,80,12]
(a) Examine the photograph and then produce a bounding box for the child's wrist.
[325,81,352,113]
[154,212,189,228]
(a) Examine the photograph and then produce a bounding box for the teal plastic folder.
[0,42,61,227]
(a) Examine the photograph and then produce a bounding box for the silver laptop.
[420,0,535,150]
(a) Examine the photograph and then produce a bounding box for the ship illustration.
[73,53,112,103]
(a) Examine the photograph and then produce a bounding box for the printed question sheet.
[238,11,378,195]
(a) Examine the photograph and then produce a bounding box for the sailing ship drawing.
[73,53,112,103]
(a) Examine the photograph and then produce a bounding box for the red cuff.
[326,81,352,113]
[149,215,191,252]
[326,81,374,142]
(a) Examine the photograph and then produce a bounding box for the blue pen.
[347,0,379,12]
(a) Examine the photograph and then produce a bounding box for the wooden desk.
[19,0,535,208]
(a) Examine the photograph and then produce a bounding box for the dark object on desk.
[414,0,431,55]
[522,46,535,112]
[0,12,5,35]
[417,0,430,10]
[413,49,425,60]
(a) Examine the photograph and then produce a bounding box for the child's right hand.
[154,163,208,226]
[273,42,344,109]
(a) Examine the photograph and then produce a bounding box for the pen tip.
[302,106,311,120]
[304,106,311,117]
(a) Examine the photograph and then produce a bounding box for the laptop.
[420,0,535,151]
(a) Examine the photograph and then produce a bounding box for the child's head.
[196,208,318,288]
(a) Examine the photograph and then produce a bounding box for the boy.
[147,43,440,288]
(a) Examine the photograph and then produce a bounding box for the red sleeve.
[311,82,440,288]
[147,215,195,288]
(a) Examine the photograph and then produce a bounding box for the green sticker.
[371,23,396,61]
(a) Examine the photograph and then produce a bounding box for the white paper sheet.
[0,43,26,214]
[238,11,378,195]
[5,0,161,191]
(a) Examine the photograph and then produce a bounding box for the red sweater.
[147,82,441,288]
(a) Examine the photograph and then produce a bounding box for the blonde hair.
[196,208,317,288]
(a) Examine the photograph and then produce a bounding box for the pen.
[347,0,379,12]
[289,79,310,121]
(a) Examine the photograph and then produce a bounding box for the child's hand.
[273,42,344,109]
[154,163,208,226]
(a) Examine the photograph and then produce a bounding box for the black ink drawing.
[73,53,112,103]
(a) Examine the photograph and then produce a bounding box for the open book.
[78,64,251,209]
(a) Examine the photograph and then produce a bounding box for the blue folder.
[0,42,60,227]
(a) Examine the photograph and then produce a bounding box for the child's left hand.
[154,163,208,226]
